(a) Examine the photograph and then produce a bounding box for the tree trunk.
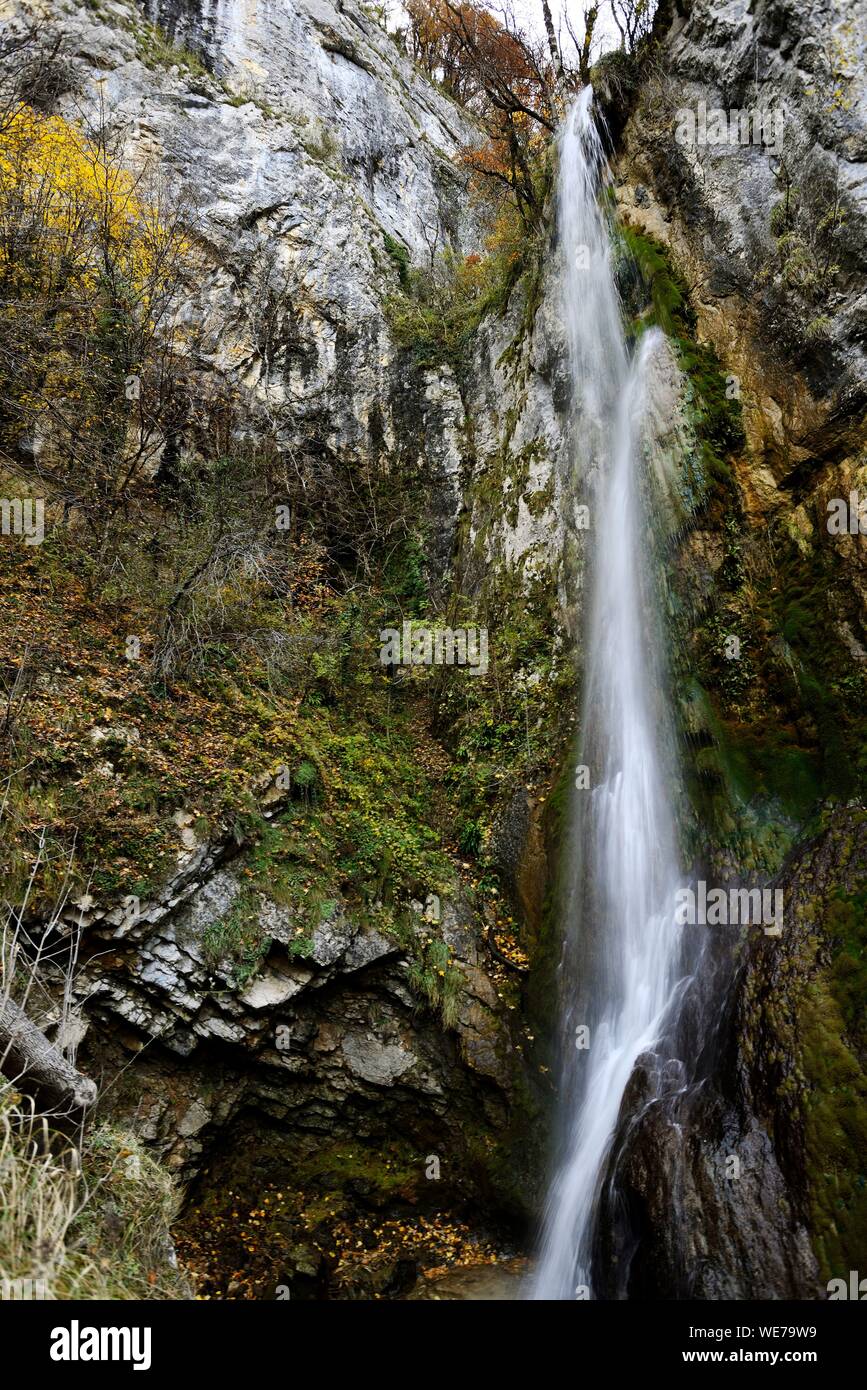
[580,5,599,84]
[0,997,97,1112]
[540,0,563,79]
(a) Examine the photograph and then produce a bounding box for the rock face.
[596,1061,821,1299]
[59,826,538,1296]
[614,0,867,520]
[733,809,867,1284]
[29,0,483,584]
[462,257,575,617]
[33,0,575,605]
[596,810,866,1298]
[61,804,526,1194]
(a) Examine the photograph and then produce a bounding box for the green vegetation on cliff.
[619,225,865,875]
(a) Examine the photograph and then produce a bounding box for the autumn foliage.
[404,0,553,116]
[403,1,561,227]
[0,101,189,548]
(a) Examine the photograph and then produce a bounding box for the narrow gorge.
[0,0,864,1318]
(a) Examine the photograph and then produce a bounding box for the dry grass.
[0,1097,192,1300]
[0,810,190,1301]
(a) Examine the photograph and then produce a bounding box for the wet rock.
[407,1260,527,1300]
[597,810,867,1297]
[334,1256,418,1300]
[596,1074,820,1299]
[340,1030,417,1086]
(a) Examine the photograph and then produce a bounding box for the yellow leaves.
[0,102,175,299]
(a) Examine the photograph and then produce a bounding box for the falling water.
[531,89,686,1300]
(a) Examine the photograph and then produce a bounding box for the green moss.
[619,224,694,337]
[825,891,867,1056]
[526,748,576,1053]
[435,571,574,866]
[620,224,745,493]
[221,90,278,117]
[761,541,866,801]
[800,957,867,1281]
[292,1137,422,1199]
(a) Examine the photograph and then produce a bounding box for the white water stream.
[531,89,686,1301]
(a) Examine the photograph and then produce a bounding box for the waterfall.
[531,89,687,1300]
